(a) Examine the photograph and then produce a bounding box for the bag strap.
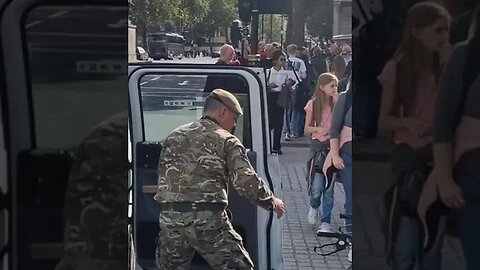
[287,59,301,84]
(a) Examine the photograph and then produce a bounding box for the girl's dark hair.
[392,2,450,116]
[272,50,284,61]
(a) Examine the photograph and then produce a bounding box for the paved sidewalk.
[278,137,466,269]
[279,147,351,270]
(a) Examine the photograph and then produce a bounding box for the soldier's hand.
[272,197,285,218]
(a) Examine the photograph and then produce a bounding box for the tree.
[286,0,307,46]
[195,0,237,45]
[129,0,211,45]
[129,0,241,49]
[305,0,333,39]
[259,14,286,44]
[129,0,182,46]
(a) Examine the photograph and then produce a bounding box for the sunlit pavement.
[280,136,466,270]
[279,146,351,270]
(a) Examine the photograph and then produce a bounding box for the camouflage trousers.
[156,209,254,270]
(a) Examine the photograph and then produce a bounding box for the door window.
[138,73,252,148]
[25,5,127,149]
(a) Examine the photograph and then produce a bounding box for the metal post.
[270,14,273,42]
[251,10,259,53]
[280,15,284,49]
[261,14,264,41]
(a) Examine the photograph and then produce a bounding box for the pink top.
[304,99,333,142]
[377,59,437,149]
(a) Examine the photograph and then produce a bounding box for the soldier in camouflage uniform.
[154,89,285,270]
[55,112,128,270]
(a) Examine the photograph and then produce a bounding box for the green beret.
[208,89,243,116]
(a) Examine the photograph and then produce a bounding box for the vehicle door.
[128,64,283,270]
[1,1,128,269]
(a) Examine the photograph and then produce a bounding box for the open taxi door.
[128,63,284,270]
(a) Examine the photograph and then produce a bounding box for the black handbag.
[398,169,428,216]
[276,85,291,109]
[267,69,292,109]
[293,82,310,110]
[308,105,329,172]
[313,148,329,172]
[288,59,310,109]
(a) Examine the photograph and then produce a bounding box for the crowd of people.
[257,40,354,263]
[153,1,480,269]
[200,39,354,263]
[257,41,352,154]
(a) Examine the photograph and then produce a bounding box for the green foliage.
[130,0,237,37]
[259,14,286,44]
[195,0,238,38]
[305,0,332,39]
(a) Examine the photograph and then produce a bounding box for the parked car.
[136,46,149,61]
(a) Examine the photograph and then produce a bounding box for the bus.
[147,32,185,60]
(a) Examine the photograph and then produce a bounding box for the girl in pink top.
[377,2,451,270]
[304,73,338,232]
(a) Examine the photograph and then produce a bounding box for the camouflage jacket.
[154,117,275,211]
[57,112,128,270]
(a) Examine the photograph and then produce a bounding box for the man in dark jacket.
[204,44,247,93]
[310,47,327,75]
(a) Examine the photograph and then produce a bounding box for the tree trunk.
[291,0,307,46]
[285,14,293,47]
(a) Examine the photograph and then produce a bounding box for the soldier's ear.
[220,107,228,118]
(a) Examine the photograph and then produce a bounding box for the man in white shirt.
[284,44,307,84]
[283,44,308,140]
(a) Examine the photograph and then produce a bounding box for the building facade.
[333,0,352,36]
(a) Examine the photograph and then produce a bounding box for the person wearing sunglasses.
[267,50,296,155]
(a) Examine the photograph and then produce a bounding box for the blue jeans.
[309,172,335,224]
[283,102,292,134]
[453,173,480,270]
[391,216,444,270]
[337,151,352,234]
[290,107,305,136]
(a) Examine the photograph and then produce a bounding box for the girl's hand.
[431,168,465,209]
[403,118,429,137]
[316,127,328,136]
[332,155,345,170]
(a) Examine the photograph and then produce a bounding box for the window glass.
[139,74,252,148]
[150,34,165,41]
[25,5,128,149]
